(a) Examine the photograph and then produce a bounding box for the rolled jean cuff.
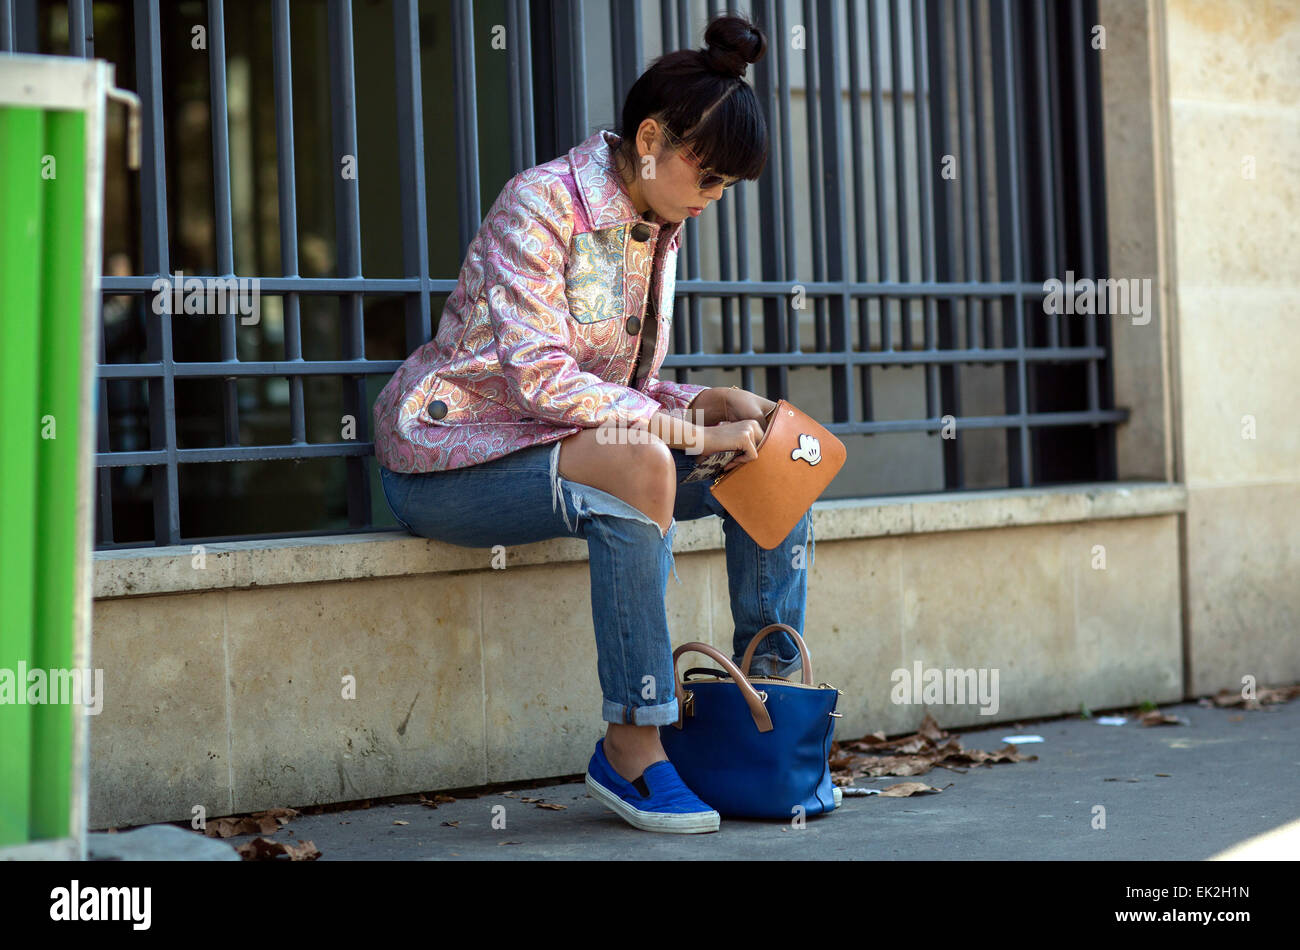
[603,696,680,727]
[738,651,804,680]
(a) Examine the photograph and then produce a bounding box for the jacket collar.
[569,129,684,245]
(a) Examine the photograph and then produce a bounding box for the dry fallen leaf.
[917,713,950,742]
[440,820,459,827]
[1139,711,1187,727]
[235,836,321,861]
[878,782,951,797]
[206,816,268,838]
[257,807,300,823]
[283,839,321,860]
[536,802,566,811]
[1210,685,1300,710]
[393,820,410,826]
[834,729,1037,780]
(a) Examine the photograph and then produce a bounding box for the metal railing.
[3,0,1127,549]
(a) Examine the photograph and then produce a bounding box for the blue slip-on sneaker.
[585,738,721,834]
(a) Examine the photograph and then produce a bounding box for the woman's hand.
[687,387,777,427]
[696,419,765,471]
[685,387,778,471]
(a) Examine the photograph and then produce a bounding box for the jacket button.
[429,399,448,420]
[630,222,652,242]
[625,315,641,335]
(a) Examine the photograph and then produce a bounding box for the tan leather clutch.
[709,399,846,549]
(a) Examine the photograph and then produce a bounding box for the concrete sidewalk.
[91,696,1299,861]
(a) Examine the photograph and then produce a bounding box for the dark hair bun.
[702,14,767,79]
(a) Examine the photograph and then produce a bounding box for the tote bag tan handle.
[669,641,774,733]
[739,622,813,683]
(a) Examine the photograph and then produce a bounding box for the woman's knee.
[559,429,677,528]
[620,437,677,516]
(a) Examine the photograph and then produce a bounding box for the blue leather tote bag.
[659,623,843,820]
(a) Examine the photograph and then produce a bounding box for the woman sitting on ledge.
[371,13,813,835]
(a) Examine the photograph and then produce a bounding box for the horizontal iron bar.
[101,276,456,294]
[100,276,1088,298]
[658,346,1110,368]
[98,442,374,467]
[829,409,1129,435]
[95,406,1130,469]
[97,345,1109,381]
[677,280,1093,297]
[98,361,405,379]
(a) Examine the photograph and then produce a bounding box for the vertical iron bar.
[95,310,114,544]
[394,0,432,353]
[272,0,305,445]
[990,0,1029,487]
[0,0,12,51]
[208,0,240,446]
[912,0,938,417]
[732,0,755,392]
[451,0,481,249]
[677,0,701,357]
[855,0,875,425]
[1032,0,1058,348]
[327,0,370,527]
[1046,0,1068,345]
[1084,0,1116,478]
[971,0,993,356]
[134,0,179,544]
[846,0,870,373]
[1011,6,1038,434]
[816,0,850,423]
[868,0,890,362]
[517,0,536,169]
[704,0,736,360]
[889,0,910,357]
[570,0,589,140]
[69,0,85,55]
[801,0,824,360]
[756,0,786,396]
[926,0,962,488]
[1070,0,1100,414]
[955,0,977,348]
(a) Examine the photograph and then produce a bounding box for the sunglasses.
[658,126,741,191]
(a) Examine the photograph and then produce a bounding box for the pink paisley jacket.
[372,129,709,474]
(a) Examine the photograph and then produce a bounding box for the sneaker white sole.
[585,773,721,834]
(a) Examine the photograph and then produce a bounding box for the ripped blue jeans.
[378,438,814,727]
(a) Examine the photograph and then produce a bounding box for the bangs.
[669,93,768,182]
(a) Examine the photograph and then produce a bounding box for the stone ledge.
[93,480,1186,600]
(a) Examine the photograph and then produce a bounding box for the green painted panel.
[31,108,86,841]
[0,106,46,847]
